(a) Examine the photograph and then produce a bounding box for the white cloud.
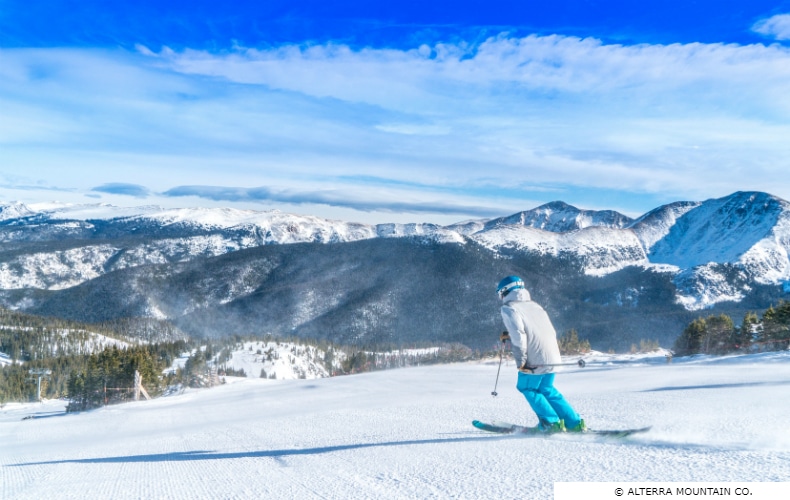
[752,13,790,41]
[153,35,790,105]
[3,36,790,222]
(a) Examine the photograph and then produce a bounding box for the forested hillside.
[0,308,188,404]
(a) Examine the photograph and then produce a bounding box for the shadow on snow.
[10,435,503,466]
[643,380,790,392]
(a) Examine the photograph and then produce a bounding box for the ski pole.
[491,339,505,396]
[530,356,678,370]
[527,359,587,370]
[533,355,673,369]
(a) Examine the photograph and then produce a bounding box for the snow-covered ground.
[2,352,790,499]
[0,329,131,360]
[221,341,333,379]
[217,341,450,380]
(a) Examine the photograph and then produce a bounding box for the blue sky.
[2,1,790,223]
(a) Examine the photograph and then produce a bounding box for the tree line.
[0,340,191,407]
[65,343,183,411]
[0,305,194,405]
[0,307,126,362]
[673,301,790,355]
[7,299,787,407]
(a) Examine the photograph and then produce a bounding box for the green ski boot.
[566,419,587,433]
[539,419,566,433]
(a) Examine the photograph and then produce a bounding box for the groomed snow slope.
[2,353,790,499]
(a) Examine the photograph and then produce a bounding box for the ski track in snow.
[2,353,790,499]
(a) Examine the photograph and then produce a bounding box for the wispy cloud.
[92,183,152,198]
[153,36,790,105]
[2,34,790,221]
[752,13,790,41]
[163,185,500,216]
[136,36,790,197]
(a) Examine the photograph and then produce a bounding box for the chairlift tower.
[27,369,52,402]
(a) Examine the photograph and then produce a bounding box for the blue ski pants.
[516,372,581,428]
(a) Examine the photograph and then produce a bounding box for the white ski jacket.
[500,288,562,374]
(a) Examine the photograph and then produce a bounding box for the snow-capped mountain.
[472,224,648,277]
[484,200,634,232]
[1,191,789,349]
[642,192,788,270]
[472,192,790,308]
[628,201,702,254]
[0,201,36,221]
[629,192,790,308]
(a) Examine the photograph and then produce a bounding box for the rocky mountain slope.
[1,191,788,349]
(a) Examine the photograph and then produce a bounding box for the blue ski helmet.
[497,275,524,299]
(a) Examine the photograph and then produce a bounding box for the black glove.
[518,363,534,374]
[499,331,510,343]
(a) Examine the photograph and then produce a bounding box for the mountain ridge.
[3,191,790,299]
[1,192,788,349]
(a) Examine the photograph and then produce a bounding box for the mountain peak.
[0,201,35,221]
[535,200,576,211]
[484,201,633,233]
[644,191,789,270]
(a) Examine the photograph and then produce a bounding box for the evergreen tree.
[760,301,790,350]
[735,312,759,351]
[65,345,169,411]
[673,318,707,355]
[673,315,735,355]
[704,314,735,355]
[342,351,369,373]
[0,365,34,403]
[558,329,591,355]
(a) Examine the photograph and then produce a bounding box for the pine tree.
[735,312,759,351]
[704,314,735,354]
[761,301,790,350]
[558,329,591,355]
[673,318,707,355]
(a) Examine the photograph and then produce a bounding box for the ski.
[472,420,651,438]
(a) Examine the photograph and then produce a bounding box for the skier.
[496,275,586,433]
